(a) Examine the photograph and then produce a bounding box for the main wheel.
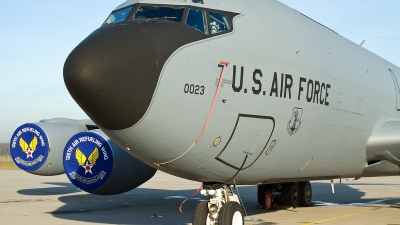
[192,201,212,225]
[299,181,312,207]
[257,184,267,205]
[218,202,244,225]
[281,182,300,208]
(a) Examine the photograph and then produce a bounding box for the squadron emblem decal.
[63,132,114,190]
[10,124,49,171]
[20,136,38,159]
[76,148,99,174]
[287,107,303,136]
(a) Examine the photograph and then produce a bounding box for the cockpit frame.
[103,3,238,37]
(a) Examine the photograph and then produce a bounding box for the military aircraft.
[9,0,400,224]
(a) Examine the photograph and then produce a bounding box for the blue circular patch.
[10,123,49,172]
[63,132,114,190]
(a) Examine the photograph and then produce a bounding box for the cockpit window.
[103,6,133,26]
[209,12,230,34]
[192,0,204,3]
[132,6,184,22]
[186,8,207,34]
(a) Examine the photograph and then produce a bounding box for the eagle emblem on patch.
[287,107,303,136]
[75,148,99,174]
[19,136,38,159]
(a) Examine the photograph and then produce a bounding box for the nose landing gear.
[192,184,244,225]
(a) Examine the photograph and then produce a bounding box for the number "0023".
[184,84,205,95]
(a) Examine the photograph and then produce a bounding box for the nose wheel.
[192,201,213,225]
[192,184,244,225]
[218,202,244,225]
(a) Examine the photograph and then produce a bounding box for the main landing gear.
[257,181,312,208]
[192,184,244,225]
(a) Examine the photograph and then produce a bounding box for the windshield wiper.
[147,16,177,22]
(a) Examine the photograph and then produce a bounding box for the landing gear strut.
[257,181,312,208]
[192,184,244,225]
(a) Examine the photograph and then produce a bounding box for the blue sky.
[1,0,399,142]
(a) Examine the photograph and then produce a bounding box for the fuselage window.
[132,6,184,22]
[209,12,230,34]
[186,8,208,34]
[103,6,134,26]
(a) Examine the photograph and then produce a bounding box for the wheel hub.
[232,211,243,225]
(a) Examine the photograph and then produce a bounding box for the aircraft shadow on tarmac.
[17,182,81,196]
[16,182,399,224]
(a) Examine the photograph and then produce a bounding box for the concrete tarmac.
[0,170,399,225]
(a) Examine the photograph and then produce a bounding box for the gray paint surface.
[99,0,400,184]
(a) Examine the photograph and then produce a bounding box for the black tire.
[192,201,210,225]
[257,184,267,206]
[218,202,244,225]
[281,182,300,208]
[299,181,312,207]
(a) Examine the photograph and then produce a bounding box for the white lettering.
[72,140,79,148]
[101,147,108,160]
[65,146,74,161]
[39,135,45,147]
[78,136,102,147]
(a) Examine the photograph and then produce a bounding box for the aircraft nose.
[64,25,158,130]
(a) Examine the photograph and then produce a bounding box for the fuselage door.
[389,69,400,111]
[215,114,275,170]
